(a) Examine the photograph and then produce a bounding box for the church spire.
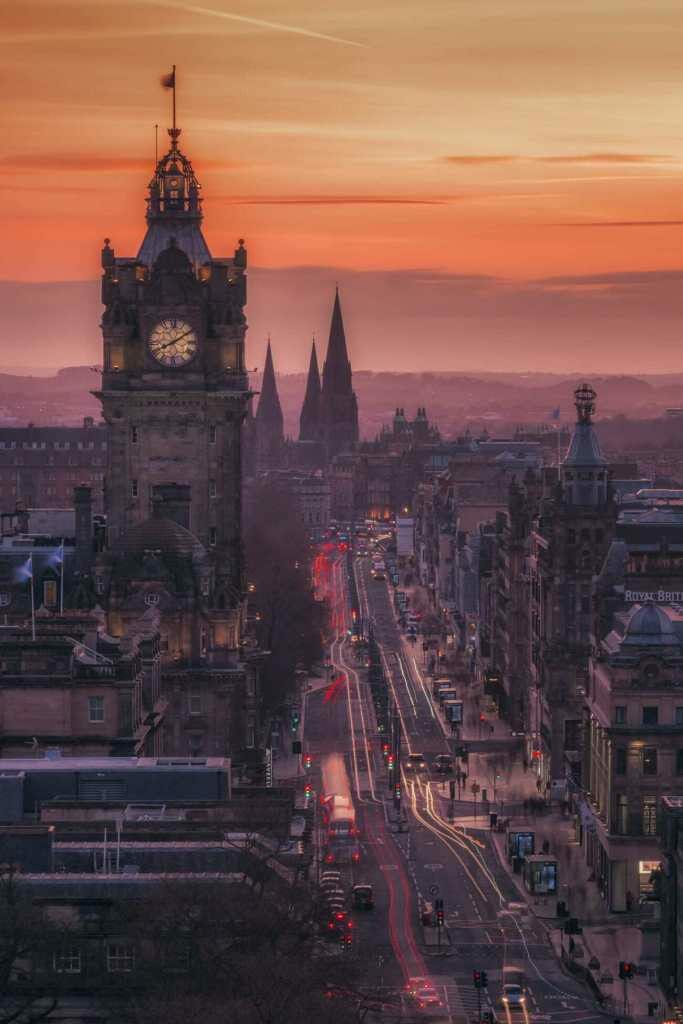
[256,339,284,431]
[299,338,322,442]
[319,288,359,459]
[254,340,284,473]
[322,287,352,396]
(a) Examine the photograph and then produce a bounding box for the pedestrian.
[523,758,528,773]
[536,778,542,793]
[626,890,633,912]
[490,723,494,737]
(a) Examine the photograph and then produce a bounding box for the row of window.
[614,705,683,726]
[0,441,105,451]
[130,426,218,443]
[614,746,683,776]
[55,944,134,974]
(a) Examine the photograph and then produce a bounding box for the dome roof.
[563,422,607,468]
[116,517,207,564]
[623,602,678,646]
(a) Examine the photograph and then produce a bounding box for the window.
[131,426,138,444]
[614,748,627,775]
[88,696,105,723]
[209,479,217,498]
[131,479,138,498]
[144,593,159,606]
[642,706,659,726]
[642,798,657,836]
[107,944,135,973]
[614,706,626,725]
[209,527,217,546]
[188,691,202,716]
[676,706,683,725]
[43,580,58,608]
[616,795,628,834]
[677,749,683,775]
[566,528,576,545]
[54,949,81,974]
[209,425,216,444]
[642,747,657,775]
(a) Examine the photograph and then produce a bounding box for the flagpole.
[172,64,176,135]
[59,539,64,615]
[30,554,35,641]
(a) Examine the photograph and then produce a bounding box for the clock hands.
[156,327,195,352]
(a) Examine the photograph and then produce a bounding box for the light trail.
[411,654,436,719]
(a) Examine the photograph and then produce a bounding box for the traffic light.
[435,898,444,927]
[387,754,395,770]
[304,753,312,770]
[304,782,312,800]
[619,962,635,980]
[481,971,488,988]
[291,710,300,732]
[382,743,390,757]
[394,782,401,801]
[473,970,482,989]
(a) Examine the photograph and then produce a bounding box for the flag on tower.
[161,68,175,89]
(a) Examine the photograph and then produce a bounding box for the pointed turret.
[299,339,322,442]
[255,340,284,473]
[320,288,359,459]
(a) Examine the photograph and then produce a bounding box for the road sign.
[429,884,440,896]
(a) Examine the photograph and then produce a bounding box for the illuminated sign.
[625,590,683,603]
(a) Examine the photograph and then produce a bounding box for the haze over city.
[4,0,683,374]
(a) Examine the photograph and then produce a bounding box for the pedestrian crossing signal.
[618,962,635,980]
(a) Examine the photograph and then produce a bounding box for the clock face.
[148,318,198,367]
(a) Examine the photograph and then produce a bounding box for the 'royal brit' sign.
[625,590,683,603]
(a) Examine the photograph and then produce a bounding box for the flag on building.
[14,555,33,582]
[47,543,64,569]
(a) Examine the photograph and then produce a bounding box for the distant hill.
[0,364,681,442]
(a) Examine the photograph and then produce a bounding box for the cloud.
[143,0,367,47]
[551,220,683,228]
[442,152,671,166]
[212,194,451,206]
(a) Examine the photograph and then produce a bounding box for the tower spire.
[255,340,284,473]
[322,287,352,395]
[299,337,322,442]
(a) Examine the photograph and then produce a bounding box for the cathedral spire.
[322,287,352,395]
[256,339,284,431]
[299,338,322,442]
[320,288,359,458]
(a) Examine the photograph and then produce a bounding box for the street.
[306,544,609,1023]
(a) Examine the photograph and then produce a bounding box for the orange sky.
[3,1,683,373]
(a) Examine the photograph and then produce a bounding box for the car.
[324,888,346,902]
[414,985,442,1009]
[372,571,386,581]
[405,753,427,772]
[320,871,341,884]
[432,754,454,775]
[352,883,374,910]
[405,977,430,997]
[502,984,525,1007]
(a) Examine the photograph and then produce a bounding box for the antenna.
[155,123,158,164]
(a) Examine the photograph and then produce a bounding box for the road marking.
[424,863,444,870]
[379,864,398,870]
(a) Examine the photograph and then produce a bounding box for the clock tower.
[97,125,249,602]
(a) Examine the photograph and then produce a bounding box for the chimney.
[152,484,191,529]
[74,486,93,572]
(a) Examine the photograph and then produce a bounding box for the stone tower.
[97,124,250,604]
[320,288,359,459]
[254,339,285,473]
[299,339,322,443]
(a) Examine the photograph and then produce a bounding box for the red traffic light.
[531,749,541,759]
